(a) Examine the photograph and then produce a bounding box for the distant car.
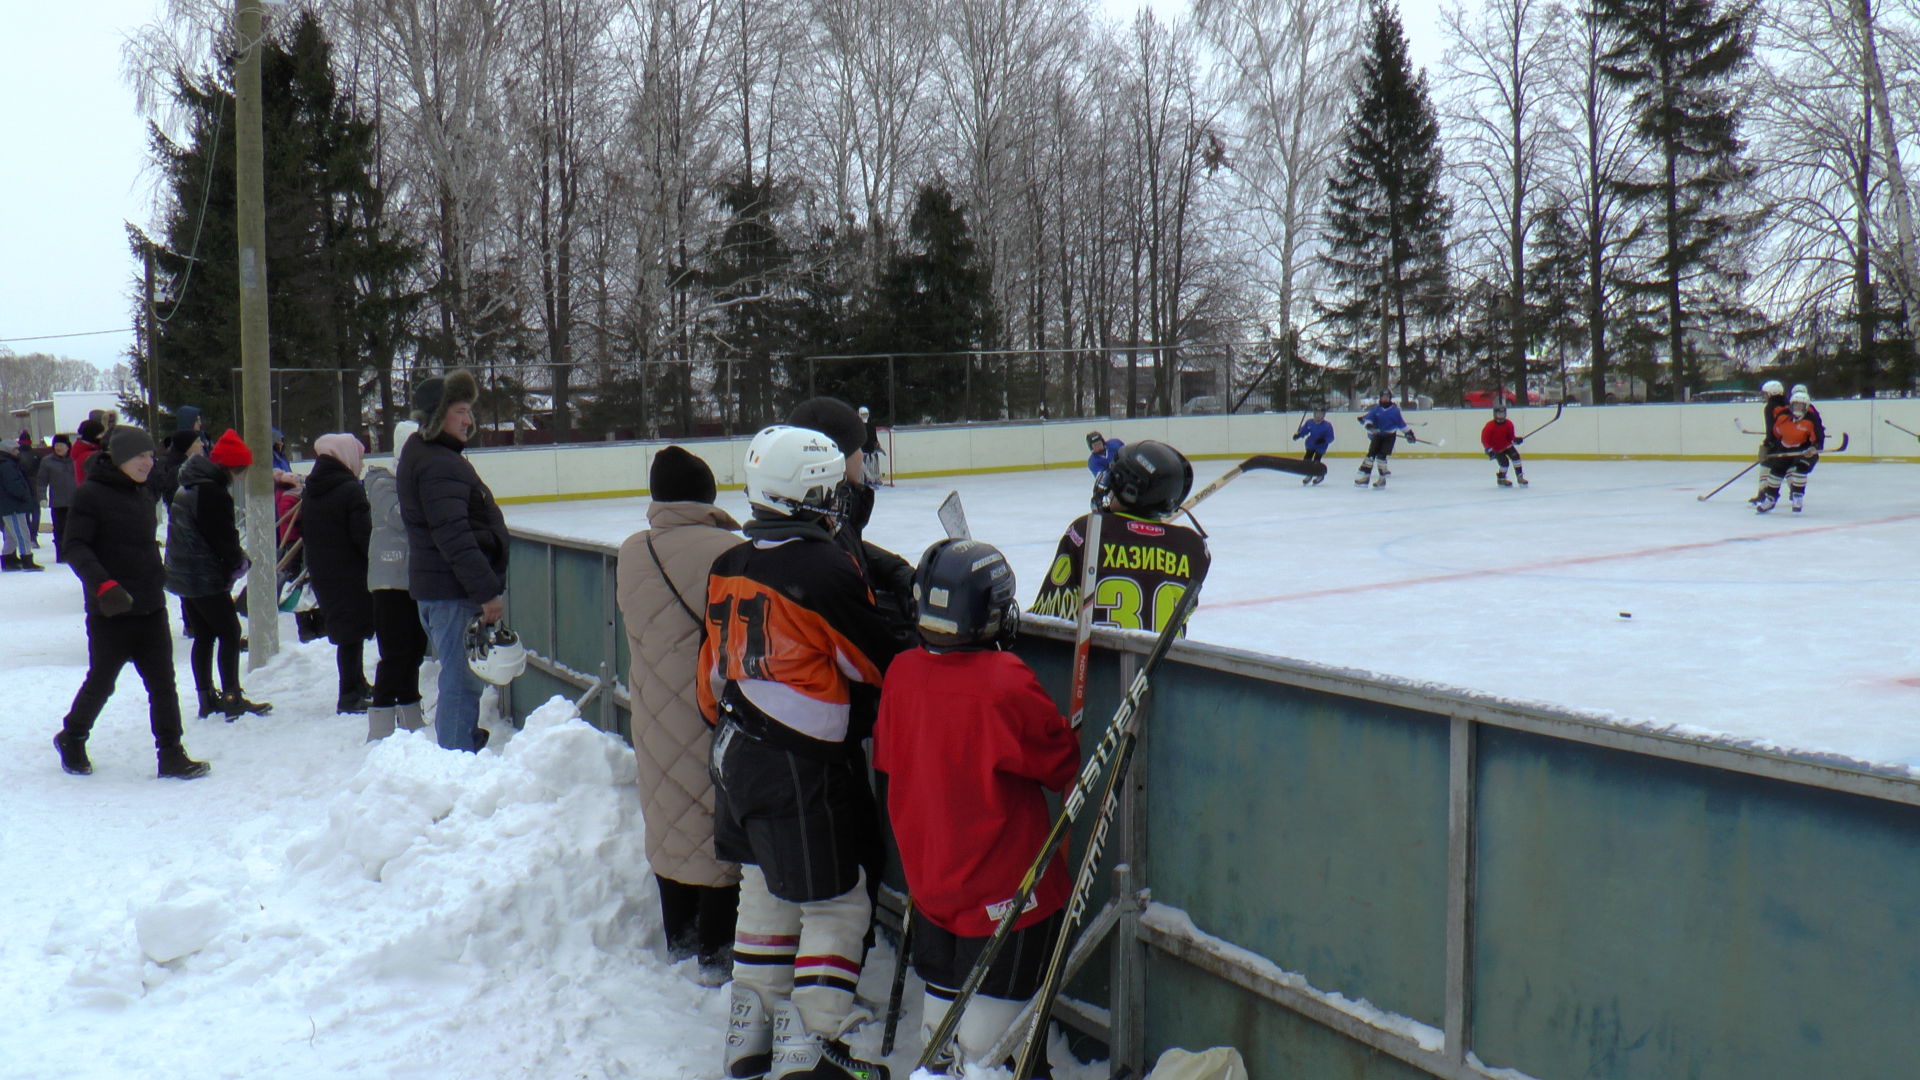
[1463,388,1542,407]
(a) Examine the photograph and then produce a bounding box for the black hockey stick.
[1885,418,1920,439]
[1008,568,1211,1080]
[1697,440,1844,503]
[1519,401,1566,440]
[1179,454,1327,513]
[880,898,914,1056]
[1697,461,1762,502]
[912,555,1210,1073]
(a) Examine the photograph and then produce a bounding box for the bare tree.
[1438,0,1562,400]
[1195,0,1358,408]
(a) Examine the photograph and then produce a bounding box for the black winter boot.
[53,732,92,776]
[196,689,223,719]
[157,746,211,780]
[218,691,273,720]
[336,685,373,715]
[17,553,44,571]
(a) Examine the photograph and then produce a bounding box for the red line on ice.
[1213,511,1920,609]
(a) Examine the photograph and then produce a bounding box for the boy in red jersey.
[875,539,1079,1078]
[1480,404,1527,487]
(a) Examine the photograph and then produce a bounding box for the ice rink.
[508,455,1920,776]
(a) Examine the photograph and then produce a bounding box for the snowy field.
[515,456,1920,774]
[7,455,1919,1080]
[0,555,1083,1079]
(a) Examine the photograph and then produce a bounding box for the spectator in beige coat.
[615,446,744,986]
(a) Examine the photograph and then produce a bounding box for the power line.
[0,328,134,343]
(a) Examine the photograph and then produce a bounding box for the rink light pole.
[236,0,279,667]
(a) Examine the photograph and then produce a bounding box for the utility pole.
[236,0,279,667]
[144,245,157,427]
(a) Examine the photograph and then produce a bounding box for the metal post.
[236,0,279,667]
[143,245,157,427]
[1443,715,1479,1063]
[887,355,897,428]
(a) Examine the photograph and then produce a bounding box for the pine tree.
[1319,0,1453,394]
[858,183,1000,423]
[1528,201,1588,399]
[1593,0,1760,400]
[135,12,420,446]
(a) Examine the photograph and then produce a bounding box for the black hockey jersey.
[1028,512,1209,634]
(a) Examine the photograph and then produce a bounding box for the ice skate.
[1372,474,1386,488]
[1516,474,1529,486]
[1754,493,1778,514]
[1497,474,1512,487]
[1791,492,1804,513]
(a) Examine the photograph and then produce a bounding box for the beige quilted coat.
[616,501,745,887]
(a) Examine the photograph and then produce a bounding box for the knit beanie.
[785,396,864,457]
[314,433,366,477]
[52,434,70,448]
[390,420,420,466]
[167,430,201,456]
[77,418,104,443]
[107,425,156,463]
[210,429,254,468]
[649,445,717,504]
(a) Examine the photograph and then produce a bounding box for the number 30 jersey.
[698,529,897,744]
[1028,513,1210,635]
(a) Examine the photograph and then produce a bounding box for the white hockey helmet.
[1761,379,1784,398]
[1789,388,1811,413]
[1790,383,1809,399]
[744,425,845,517]
[857,405,870,420]
[466,617,528,686]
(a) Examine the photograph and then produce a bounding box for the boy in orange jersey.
[1755,389,1825,514]
[701,425,899,1080]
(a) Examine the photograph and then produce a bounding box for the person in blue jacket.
[1292,409,1334,485]
[1086,430,1124,480]
[1355,391,1420,488]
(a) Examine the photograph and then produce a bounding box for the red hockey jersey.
[875,647,1080,938]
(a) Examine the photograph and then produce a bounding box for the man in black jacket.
[397,369,509,752]
[53,426,210,779]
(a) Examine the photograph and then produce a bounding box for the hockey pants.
[1758,456,1815,499]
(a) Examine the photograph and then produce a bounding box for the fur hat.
[412,369,480,440]
[314,433,366,477]
[785,396,864,457]
[210,429,254,468]
[107,425,156,463]
[77,418,104,443]
[649,445,717,504]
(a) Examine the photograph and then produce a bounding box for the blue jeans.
[419,597,484,751]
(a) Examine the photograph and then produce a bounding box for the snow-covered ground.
[0,559,1085,1079]
[515,457,1920,774]
[8,455,1918,1080]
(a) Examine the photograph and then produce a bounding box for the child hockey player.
[1029,440,1204,636]
[701,425,899,1080]
[1481,405,1527,487]
[874,539,1079,1079]
[1355,391,1419,487]
[1085,431,1123,479]
[1755,389,1825,514]
[1292,409,1334,485]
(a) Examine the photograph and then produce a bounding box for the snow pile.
[19,696,723,1080]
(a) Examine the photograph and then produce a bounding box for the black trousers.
[182,592,243,696]
[914,907,1065,1001]
[1367,432,1399,459]
[62,609,184,751]
[337,637,368,696]
[371,589,427,707]
[656,875,740,963]
[1302,449,1325,464]
[51,506,68,562]
[710,715,881,904]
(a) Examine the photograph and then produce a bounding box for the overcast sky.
[0,0,1446,376]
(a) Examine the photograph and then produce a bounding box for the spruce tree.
[136,12,419,446]
[858,183,999,423]
[1319,0,1453,394]
[1593,0,1758,400]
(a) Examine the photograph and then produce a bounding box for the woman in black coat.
[302,434,374,714]
[165,429,271,720]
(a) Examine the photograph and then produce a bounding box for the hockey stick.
[1008,568,1211,1080]
[1696,441,1842,503]
[1734,417,1765,436]
[880,898,914,1056]
[1178,454,1327,514]
[937,490,972,541]
[1697,461,1761,502]
[1400,433,1446,449]
[1519,401,1566,440]
[911,554,1209,1072]
[1885,418,1920,439]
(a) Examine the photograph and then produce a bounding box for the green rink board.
[1471,725,1920,1080]
[1143,952,1435,1080]
[1143,662,1451,1030]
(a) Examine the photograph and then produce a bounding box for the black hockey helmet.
[912,538,1020,650]
[1106,439,1193,518]
[1086,430,1106,451]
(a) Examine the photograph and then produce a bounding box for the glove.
[1404,432,1418,443]
[96,582,133,618]
[1513,437,1524,445]
[1486,449,1497,459]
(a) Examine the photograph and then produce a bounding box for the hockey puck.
[1618,612,1632,619]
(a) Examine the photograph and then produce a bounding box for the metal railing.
[506,522,1920,1079]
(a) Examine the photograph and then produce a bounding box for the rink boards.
[503,524,1920,1080]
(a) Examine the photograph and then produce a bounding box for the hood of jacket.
[304,455,357,501]
[646,500,741,532]
[178,452,228,491]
